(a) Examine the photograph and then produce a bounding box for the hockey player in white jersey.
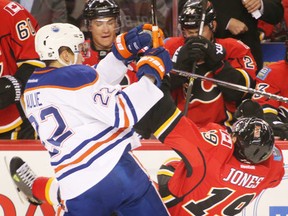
[22,23,172,215]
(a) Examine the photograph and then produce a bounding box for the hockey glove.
[136,47,172,87]
[264,112,288,140]
[176,36,226,72]
[234,99,264,119]
[142,23,165,47]
[112,24,152,64]
[172,44,203,72]
[0,76,21,109]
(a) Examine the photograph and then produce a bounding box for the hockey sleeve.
[14,63,40,92]
[134,76,205,182]
[134,76,179,138]
[214,61,255,102]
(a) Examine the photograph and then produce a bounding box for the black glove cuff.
[3,75,21,102]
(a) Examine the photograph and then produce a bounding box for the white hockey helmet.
[35,23,85,60]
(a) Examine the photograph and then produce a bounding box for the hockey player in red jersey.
[165,0,257,128]
[252,37,288,140]
[81,0,138,87]
[132,77,285,216]
[0,0,45,139]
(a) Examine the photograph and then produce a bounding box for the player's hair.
[35,23,84,61]
[232,117,274,164]
[179,0,216,31]
[83,0,121,34]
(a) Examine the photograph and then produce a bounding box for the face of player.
[182,25,213,40]
[89,17,118,51]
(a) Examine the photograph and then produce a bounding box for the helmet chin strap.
[58,53,78,66]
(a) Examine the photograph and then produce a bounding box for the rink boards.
[0,140,287,216]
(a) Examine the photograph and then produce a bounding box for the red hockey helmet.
[232,117,274,164]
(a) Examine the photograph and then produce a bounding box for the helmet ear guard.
[232,117,275,164]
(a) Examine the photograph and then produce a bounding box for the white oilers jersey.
[23,53,163,200]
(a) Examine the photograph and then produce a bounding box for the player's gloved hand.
[172,44,199,72]
[171,35,209,72]
[173,36,226,72]
[234,99,264,119]
[112,24,152,64]
[187,36,226,71]
[0,76,21,109]
[264,112,288,140]
[142,23,165,47]
[270,122,288,140]
[136,47,172,87]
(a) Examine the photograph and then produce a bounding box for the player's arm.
[214,61,255,102]
[222,38,257,79]
[134,76,205,180]
[0,63,40,109]
[93,24,172,128]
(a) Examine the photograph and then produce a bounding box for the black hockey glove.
[172,39,205,72]
[234,99,264,119]
[183,36,226,71]
[0,76,21,109]
[264,113,288,140]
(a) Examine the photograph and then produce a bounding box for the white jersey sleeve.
[96,52,128,85]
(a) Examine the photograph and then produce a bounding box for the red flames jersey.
[252,60,288,119]
[158,117,284,216]
[82,39,138,87]
[0,1,43,133]
[164,37,256,127]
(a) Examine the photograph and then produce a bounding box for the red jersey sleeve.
[216,38,257,79]
[253,60,288,112]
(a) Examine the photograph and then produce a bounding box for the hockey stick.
[151,0,159,48]
[183,0,208,116]
[172,68,288,103]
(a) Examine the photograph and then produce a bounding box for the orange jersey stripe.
[55,128,126,173]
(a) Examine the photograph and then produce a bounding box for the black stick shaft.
[183,0,208,116]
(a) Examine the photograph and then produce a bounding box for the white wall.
[0,147,287,216]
